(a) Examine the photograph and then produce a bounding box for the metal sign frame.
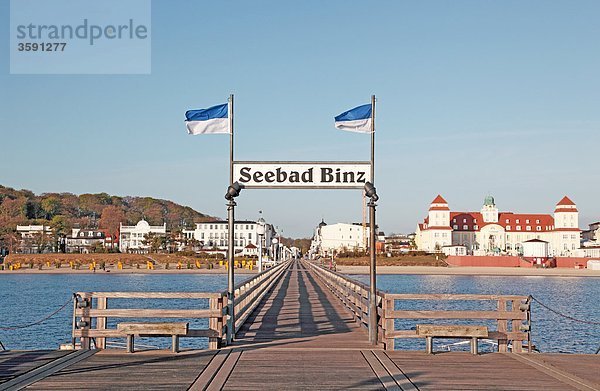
[233,161,372,189]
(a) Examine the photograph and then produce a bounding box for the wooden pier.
[1,260,598,390]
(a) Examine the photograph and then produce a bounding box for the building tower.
[428,195,450,227]
[481,195,499,223]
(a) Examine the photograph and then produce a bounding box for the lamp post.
[364,182,379,346]
[224,182,243,345]
[257,215,266,273]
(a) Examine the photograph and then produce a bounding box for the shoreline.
[1,265,599,277]
[337,265,600,277]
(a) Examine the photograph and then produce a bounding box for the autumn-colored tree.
[99,205,126,250]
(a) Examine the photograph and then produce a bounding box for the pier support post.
[368,197,378,345]
[226,199,236,345]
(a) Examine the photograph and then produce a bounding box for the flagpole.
[229,94,234,185]
[368,94,378,346]
[226,93,235,345]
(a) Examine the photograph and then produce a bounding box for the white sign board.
[233,161,372,189]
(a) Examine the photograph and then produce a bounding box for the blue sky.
[1,0,599,237]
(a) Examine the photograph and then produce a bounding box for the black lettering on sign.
[302,168,313,182]
[276,168,287,182]
[321,168,333,182]
[289,171,300,182]
[239,167,251,183]
[264,171,275,182]
[253,171,264,182]
[356,172,366,183]
[343,171,354,183]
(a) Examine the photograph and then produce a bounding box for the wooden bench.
[416,325,489,355]
[117,322,188,353]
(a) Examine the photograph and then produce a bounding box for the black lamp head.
[225,181,244,200]
[364,182,379,202]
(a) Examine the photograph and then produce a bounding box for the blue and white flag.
[185,103,229,135]
[334,104,372,133]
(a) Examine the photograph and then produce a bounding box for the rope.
[0,297,72,331]
[531,295,600,326]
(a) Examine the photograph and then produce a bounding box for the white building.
[415,195,581,257]
[310,220,370,257]
[582,221,600,246]
[183,220,275,255]
[119,220,167,253]
[66,228,106,253]
[16,225,53,253]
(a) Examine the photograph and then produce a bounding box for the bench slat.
[117,322,188,335]
[416,325,489,338]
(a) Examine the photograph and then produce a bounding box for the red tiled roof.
[556,196,575,206]
[554,207,578,213]
[431,195,448,204]
[429,206,450,211]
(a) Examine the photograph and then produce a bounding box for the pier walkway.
[1,260,598,390]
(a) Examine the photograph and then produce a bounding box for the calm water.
[0,273,598,354]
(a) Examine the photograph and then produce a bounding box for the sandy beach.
[337,265,600,277]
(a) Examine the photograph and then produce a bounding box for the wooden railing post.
[209,296,223,349]
[511,299,523,352]
[497,299,508,353]
[383,296,395,350]
[96,297,107,349]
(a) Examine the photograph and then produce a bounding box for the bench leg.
[425,336,433,354]
[126,335,134,353]
[471,337,478,355]
[172,335,179,353]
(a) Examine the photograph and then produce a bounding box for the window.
[473,219,477,223]
[516,226,521,231]
[563,234,568,240]
[248,233,252,239]
[572,244,576,250]
[506,219,510,223]
[536,226,541,231]
[526,219,530,224]
[506,226,511,231]
[571,234,577,240]
[463,219,467,223]
[536,219,540,224]
[453,225,458,230]
[526,226,531,231]
[516,219,520,224]
[474,225,478,230]
[442,233,447,238]
[453,218,456,223]
[246,225,249,230]
[210,225,213,229]
[463,225,468,230]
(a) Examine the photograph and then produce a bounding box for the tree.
[41,196,62,219]
[143,232,166,253]
[99,206,125,250]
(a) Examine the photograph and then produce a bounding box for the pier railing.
[380,294,531,352]
[72,260,291,350]
[306,261,531,352]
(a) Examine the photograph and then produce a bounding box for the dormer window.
[536,219,540,224]
[516,219,520,224]
[526,219,530,224]
[516,226,521,231]
[526,226,531,231]
[506,226,511,231]
[536,226,541,231]
[463,219,467,223]
[505,219,510,223]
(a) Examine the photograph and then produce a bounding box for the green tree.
[41,196,62,219]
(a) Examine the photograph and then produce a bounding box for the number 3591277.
[17,42,66,51]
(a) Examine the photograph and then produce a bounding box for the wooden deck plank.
[0,351,70,385]
[385,351,582,390]
[25,350,217,390]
